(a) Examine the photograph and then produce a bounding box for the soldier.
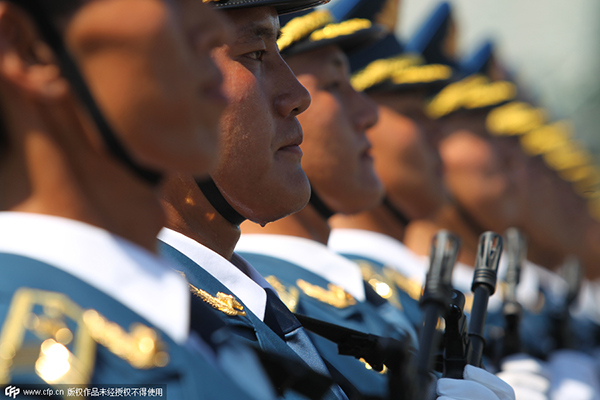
[236,2,516,400]
[158,1,358,400]
[329,3,600,400]
[328,2,456,330]
[235,5,412,399]
[0,0,277,398]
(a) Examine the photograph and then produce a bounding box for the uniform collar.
[158,228,268,321]
[328,228,427,279]
[0,212,190,344]
[236,234,366,302]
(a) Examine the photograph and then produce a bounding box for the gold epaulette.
[390,64,452,86]
[426,75,516,119]
[0,289,168,389]
[543,142,592,172]
[462,80,516,110]
[309,18,373,42]
[559,164,600,184]
[380,268,423,302]
[426,75,487,119]
[278,10,334,51]
[518,121,572,156]
[351,55,422,92]
[486,102,547,136]
[355,261,403,311]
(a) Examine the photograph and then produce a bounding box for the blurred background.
[398,0,600,160]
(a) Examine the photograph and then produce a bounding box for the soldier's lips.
[278,144,303,157]
[277,124,304,155]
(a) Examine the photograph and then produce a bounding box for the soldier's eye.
[245,50,266,61]
[324,80,342,92]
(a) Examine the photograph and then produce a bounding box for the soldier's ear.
[0,2,68,99]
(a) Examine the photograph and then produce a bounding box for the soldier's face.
[521,156,579,251]
[210,7,311,225]
[286,45,383,215]
[367,92,447,220]
[438,115,522,231]
[65,0,230,177]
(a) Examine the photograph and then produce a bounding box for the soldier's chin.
[249,180,311,226]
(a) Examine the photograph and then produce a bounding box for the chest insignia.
[189,284,246,317]
[296,279,356,309]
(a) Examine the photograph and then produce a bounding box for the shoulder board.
[296,279,356,309]
[0,288,168,385]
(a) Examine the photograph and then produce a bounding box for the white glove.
[437,365,516,400]
[547,349,600,400]
[496,353,550,400]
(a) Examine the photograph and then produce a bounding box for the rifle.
[417,230,460,393]
[442,289,468,378]
[442,232,503,376]
[467,232,503,367]
[501,228,527,358]
[295,313,415,400]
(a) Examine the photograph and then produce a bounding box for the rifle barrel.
[417,230,460,392]
[467,232,503,367]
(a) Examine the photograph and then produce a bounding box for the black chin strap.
[22,0,162,186]
[382,196,411,227]
[196,178,246,226]
[309,188,335,220]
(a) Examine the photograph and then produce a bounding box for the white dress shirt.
[236,233,366,302]
[328,228,428,282]
[159,227,270,320]
[158,228,341,392]
[0,212,190,344]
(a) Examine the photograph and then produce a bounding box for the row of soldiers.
[0,0,598,399]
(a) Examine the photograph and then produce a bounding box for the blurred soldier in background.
[238,1,517,399]
[328,1,600,399]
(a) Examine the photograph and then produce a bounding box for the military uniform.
[236,234,416,399]
[0,212,272,399]
[328,228,427,331]
[158,228,346,400]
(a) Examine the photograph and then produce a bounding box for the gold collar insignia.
[190,284,246,317]
[264,276,299,313]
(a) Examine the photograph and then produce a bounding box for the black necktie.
[262,288,302,339]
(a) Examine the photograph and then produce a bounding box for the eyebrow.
[235,23,282,45]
